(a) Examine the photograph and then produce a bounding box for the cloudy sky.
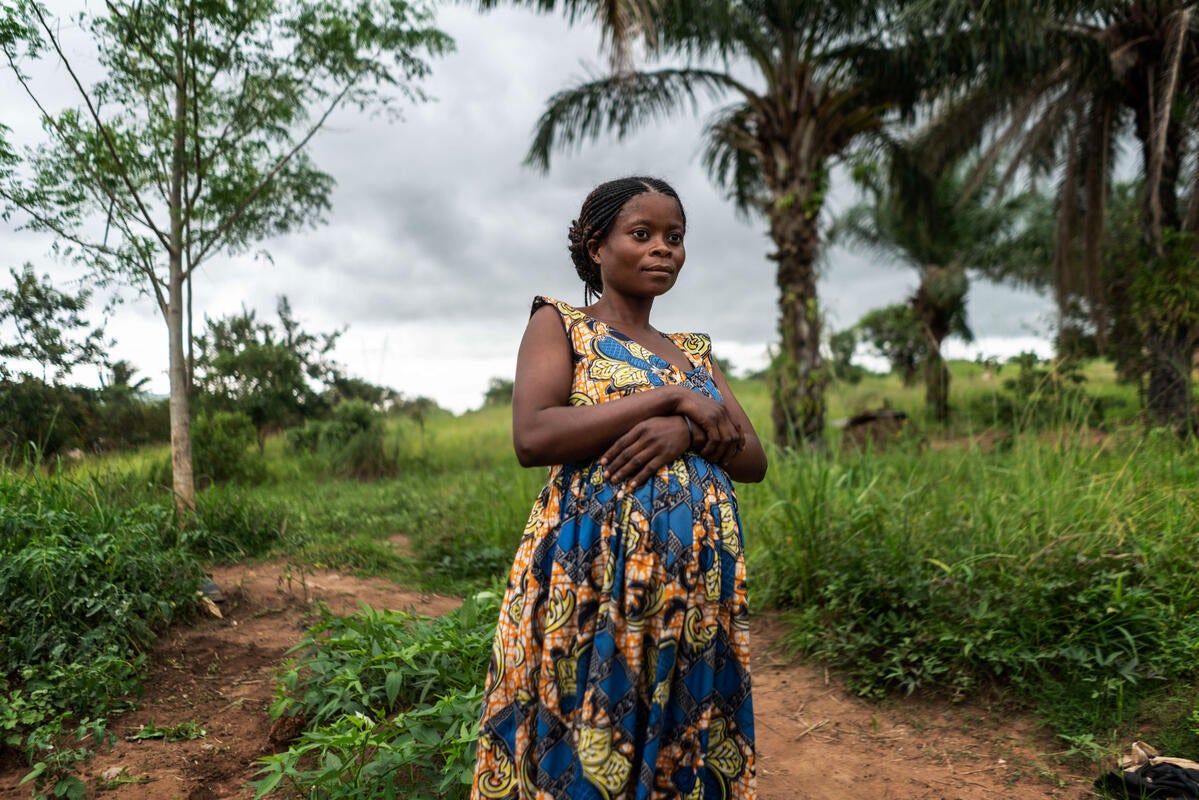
[1,4,1054,412]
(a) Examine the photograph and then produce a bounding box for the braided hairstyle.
[568,176,686,305]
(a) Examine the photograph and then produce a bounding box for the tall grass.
[739,428,1199,743]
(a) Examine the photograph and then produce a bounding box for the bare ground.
[0,561,1097,799]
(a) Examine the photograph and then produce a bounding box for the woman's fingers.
[603,417,689,489]
[600,430,634,469]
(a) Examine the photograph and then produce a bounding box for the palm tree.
[832,155,1049,420]
[896,0,1199,430]
[512,0,911,448]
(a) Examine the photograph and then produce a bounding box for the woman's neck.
[585,295,655,331]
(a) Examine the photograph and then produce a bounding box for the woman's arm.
[705,359,768,483]
[512,305,696,467]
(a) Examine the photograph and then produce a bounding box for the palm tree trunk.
[1145,327,1195,433]
[1137,115,1193,431]
[769,192,826,448]
[914,282,953,422]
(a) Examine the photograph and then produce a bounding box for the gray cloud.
[1,6,1054,411]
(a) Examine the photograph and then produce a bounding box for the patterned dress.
[471,296,755,800]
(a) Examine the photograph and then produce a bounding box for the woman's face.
[588,193,686,300]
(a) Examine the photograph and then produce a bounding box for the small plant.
[20,717,113,800]
[253,591,500,798]
[983,352,1110,431]
[185,487,289,562]
[287,400,397,479]
[0,472,204,793]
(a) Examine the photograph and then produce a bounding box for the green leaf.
[384,670,403,709]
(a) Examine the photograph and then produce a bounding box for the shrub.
[287,400,396,479]
[743,435,1199,741]
[193,410,266,485]
[93,396,170,451]
[970,352,1112,431]
[185,487,290,563]
[0,377,93,460]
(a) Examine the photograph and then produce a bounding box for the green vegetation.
[745,432,1199,743]
[5,361,1199,795]
[0,471,206,799]
[252,593,498,799]
[1,0,453,511]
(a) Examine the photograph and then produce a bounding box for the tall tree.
[832,157,1047,419]
[0,0,451,511]
[900,0,1199,431]
[508,0,913,448]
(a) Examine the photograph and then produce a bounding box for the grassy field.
[6,358,1199,795]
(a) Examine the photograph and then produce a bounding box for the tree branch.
[104,0,176,85]
[0,190,123,258]
[27,2,171,250]
[189,76,360,272]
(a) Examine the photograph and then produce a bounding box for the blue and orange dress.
[471,296,755,800]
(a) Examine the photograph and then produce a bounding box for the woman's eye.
[631,230,649,240]
[668,233,683,244]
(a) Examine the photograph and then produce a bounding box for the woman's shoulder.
[530,295,586,321]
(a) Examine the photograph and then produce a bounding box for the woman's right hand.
[675,391,745,466]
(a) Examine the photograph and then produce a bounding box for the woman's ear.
[586,235,603,266]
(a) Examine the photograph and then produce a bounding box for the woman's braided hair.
[568,176,686,304]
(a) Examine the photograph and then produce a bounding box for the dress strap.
[530,295,584,320]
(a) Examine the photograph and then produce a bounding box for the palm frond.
[993,87,1077,192]
[524,68,737,171]
[699,101,766,218]
[827,203,908,266]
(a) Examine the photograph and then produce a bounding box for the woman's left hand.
[599,415,689,492]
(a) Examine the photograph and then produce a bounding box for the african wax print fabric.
[471,296,756,800]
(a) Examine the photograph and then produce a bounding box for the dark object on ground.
[840,408,914,452]
[1096,742,1199,799]
[199,581,224,603]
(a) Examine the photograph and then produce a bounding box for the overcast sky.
[1,4,1054,412]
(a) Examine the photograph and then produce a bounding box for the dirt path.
[0,563,1095,799]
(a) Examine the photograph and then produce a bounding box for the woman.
[472,176,767,800]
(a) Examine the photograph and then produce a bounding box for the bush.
[969,352,1112,431]
[193,410,266,485]
[186,487,290,563]
[287,400,396,479]
[743,435,1199,742]
[0,377,94,460]
[93,396,170,451]
[0,472,205,795]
